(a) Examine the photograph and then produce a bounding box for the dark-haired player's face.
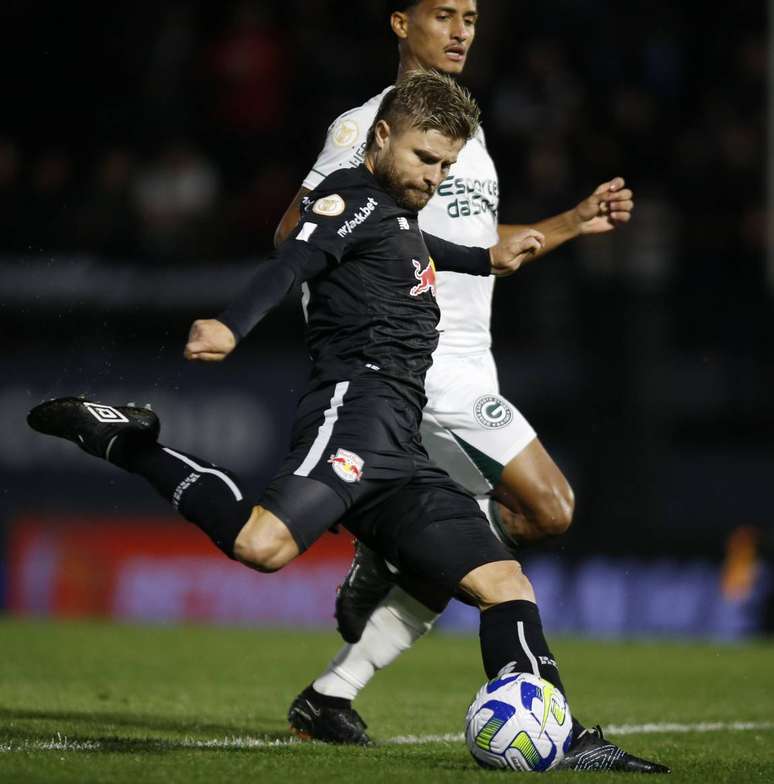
[374,124,463,212]
[403,1,478,74]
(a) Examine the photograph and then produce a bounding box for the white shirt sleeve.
[301,88,390,191]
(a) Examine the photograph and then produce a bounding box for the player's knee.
[459,560,535,610]
[233,516,297,573]
[531,480,574,536]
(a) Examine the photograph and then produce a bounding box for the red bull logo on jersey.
[409,257,436,298]
[328,448,365,483]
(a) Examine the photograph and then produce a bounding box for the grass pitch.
[0,619,772,783]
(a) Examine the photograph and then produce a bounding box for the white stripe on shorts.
[294,381,350,477]
[517,620,540,678]
[162,447,243,501]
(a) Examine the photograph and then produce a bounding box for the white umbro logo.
[397,217,410,231]
[83,402,129,424]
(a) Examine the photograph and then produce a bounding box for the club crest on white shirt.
[313,194,346,217]
[474,395,513,428]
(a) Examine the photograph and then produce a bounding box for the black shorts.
[260,377,514,593]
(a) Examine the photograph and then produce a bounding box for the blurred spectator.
[205,2,289,184]
[0,0,763,297]
[74,148,138,258]
[143,3,198,137]
[23,149,76,254]
[225,163,297,256]
[133,141,220,261]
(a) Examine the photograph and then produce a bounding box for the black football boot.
[27,396,159,461]
[555,725,671,773]
[334,540,396,644]
[287,685,371,745]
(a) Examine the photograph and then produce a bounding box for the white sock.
[313,585,439,701]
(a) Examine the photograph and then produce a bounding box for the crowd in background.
[0,1,770,592]
[0,2,765,288]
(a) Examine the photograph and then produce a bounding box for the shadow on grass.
[0,706,292,751]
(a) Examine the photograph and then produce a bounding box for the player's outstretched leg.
[289,500,510,745]
[28,396,160,457]
[27,396,261,562]
[462,561,670,774]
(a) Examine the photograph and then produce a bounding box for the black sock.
[479,599,566,695]
[110,435,253,557]
[479,600,586,740]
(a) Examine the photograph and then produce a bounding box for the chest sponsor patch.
[313,194,346,217]
[337,196,378,237]
[474,395,513,429]
[409,258,436,298]
[328,448,365,483]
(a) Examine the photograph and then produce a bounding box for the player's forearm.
[219,243,328,340]
[422,232,491,276]
[498,209,579,262]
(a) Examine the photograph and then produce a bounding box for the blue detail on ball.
[486,674,520,694]
[479,699,517,725]
[520,680,542,711]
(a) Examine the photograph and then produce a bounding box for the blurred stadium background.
[0,1,770,640]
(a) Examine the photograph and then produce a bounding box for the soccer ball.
[465,671,573,772]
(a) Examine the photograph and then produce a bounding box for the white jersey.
[303,85,500,359]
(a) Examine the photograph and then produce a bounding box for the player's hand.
[489,228,545,276]
[574,177,634,234]
[184,319,237,362]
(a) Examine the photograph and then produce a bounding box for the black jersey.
[219,164,491,414]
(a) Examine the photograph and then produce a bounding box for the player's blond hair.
[366,70,480,150]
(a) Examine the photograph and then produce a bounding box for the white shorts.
[421,351,536,498]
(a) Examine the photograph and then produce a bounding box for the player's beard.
[374,154,434,213]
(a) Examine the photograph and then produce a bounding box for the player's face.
[399,1,478,75]
[374,125,463,212]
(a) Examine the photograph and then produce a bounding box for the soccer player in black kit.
[28,72,667,773]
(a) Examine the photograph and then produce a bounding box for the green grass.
[0,619,772,783]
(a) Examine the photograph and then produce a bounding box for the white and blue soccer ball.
[465,671,573,772]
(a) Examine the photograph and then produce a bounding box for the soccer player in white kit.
[272,4,660,772]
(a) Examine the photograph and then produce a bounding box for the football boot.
[555,725,671,773]
[335,540,396,643]
[27,396,159,460]
[287,685,371,746]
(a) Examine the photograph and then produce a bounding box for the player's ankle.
[313,671,359,702]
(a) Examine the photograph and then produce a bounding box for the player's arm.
[423,229,545,278]
[497,177,633,263]
[274,186,311,248]
[422,231,491,275]
[184,241,330,362]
